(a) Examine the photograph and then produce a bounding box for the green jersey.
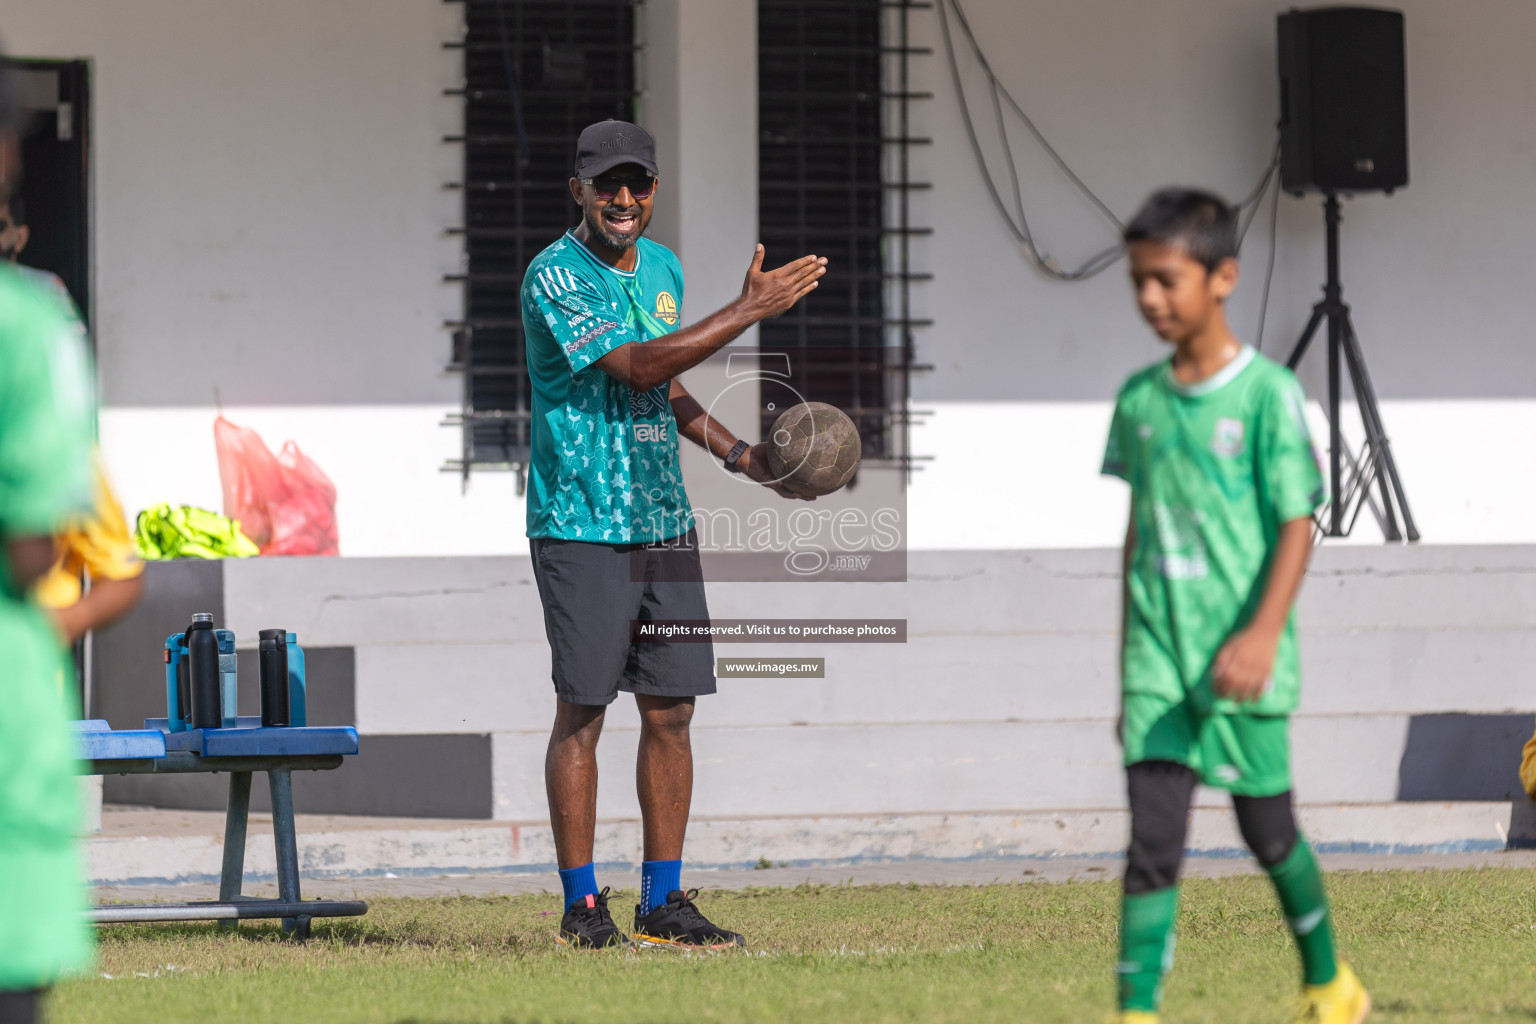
[1102,347,1323,717]
[521,232,692,543]
[0,264,96,988]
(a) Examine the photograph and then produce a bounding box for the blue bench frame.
[78,718,366,938]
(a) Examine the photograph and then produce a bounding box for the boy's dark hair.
[1123,188,1238,272]
[3,193,23,225]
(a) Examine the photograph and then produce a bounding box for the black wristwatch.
[724,439,751,472]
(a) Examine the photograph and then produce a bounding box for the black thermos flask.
[186,613,221,730]
[258,628,290,727]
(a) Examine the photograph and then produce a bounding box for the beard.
[584,204,644,252]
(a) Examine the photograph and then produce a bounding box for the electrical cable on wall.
[1252,156,1281,352]
[938,0,1282,296]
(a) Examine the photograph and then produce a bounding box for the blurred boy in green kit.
[1102,188,1368,1024]
[0,62,98,1024]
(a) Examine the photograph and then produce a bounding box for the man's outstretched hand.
[741,245,827,320]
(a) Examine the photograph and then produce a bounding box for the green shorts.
[1121,692,1291,797]
[0,604,93,989]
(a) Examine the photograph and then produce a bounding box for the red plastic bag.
[214,417,339,556]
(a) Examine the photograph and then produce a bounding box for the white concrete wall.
[98,404,526,558]
[1,0,465,407]
[902,0,1536,547]
[908,0,1536,402]
[6,0,770,557]
[908,399,1536,549]
[219,545,1536,827]
[2,0,494,556]
[6,0,1535,553]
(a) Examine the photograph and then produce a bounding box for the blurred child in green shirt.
[0,68,98,1024]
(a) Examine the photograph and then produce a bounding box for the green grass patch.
[52,868,1536,1023]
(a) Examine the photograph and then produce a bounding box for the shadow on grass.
[1371,999,1536,1019]
[97,921,287,942]
[97,916,535,957]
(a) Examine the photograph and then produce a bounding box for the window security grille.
[445,0,928,485]
[444,0,640,485]
[758,0,931,476]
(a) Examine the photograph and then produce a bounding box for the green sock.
[1265,838,1338,986]
[1119,887,1179,1012]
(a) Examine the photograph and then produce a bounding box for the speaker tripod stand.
[1285,193,1418,541]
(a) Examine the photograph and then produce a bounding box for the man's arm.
[595,246,826,393]
[669,380,737,462]
[668,380,813,501]
[4,535,56,593]
[1210,515,1314,702]
[52,574,145,644]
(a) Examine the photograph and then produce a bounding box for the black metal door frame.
[2,58,91,335]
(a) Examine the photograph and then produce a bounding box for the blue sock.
[559,862,598,909]
[640,859,681,913]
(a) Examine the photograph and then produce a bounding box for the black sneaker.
[557,887,628,949]
[632,888,746,949]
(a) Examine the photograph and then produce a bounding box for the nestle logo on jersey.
[633,423,668,442]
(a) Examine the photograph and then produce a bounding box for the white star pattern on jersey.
[522,233,693,542]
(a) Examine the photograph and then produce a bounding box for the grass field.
[53,868,1536,1023]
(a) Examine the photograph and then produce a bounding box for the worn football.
[766,402,861,497]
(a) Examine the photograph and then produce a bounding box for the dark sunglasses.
[581,175,656,201]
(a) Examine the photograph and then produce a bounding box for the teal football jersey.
[521,232,692,543]
[1102,347,1324,716]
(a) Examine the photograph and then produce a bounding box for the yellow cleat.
[1292,961,1371,1024]
[1108,1013,1159,1024]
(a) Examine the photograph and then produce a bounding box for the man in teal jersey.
[1101,189,1369,1024]
[520,120,826,949]
[0,69,98,1024]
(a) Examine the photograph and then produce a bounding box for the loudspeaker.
[1278,7,1408,195]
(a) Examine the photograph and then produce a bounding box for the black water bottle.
[258,628,290,727]
[187,613,221,730]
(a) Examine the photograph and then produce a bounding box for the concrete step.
[90,800,1536,887]
[93,849,1536,907]
[103,710,1536,822]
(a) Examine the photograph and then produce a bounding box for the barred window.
[757,0,928,472]
[447,0,639,479]
[447,1,925,482]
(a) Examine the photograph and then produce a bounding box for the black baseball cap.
[575,120,658,178]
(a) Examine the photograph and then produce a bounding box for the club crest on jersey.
[633,423,668,443]
[1211,418,1245,457]
[655,291,678,326]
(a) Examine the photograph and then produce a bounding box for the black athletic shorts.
[530,528,717,706]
